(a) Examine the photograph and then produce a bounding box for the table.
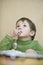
[0,56,43,65]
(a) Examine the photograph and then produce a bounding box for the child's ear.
[30,31,35,36]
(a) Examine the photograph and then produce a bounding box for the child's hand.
[9,29,22,39]
[10,29,18,37]
[25,49,37,57]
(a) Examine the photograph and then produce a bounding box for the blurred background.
[0,0,43,46]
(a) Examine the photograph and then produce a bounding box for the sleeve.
[0,34,14,50]
[35,41,43,54]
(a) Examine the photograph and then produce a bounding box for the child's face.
[16,20,32,38]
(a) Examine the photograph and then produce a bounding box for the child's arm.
[25,41,43,55]
[0,34,14,50]
[36,42,43,54]
[0,29,20,50]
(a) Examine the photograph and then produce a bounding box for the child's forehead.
[16,20,29,25]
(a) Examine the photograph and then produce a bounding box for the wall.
[0,0,1,39]
[0,0,43,46]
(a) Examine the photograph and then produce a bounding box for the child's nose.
[18,27,22,30]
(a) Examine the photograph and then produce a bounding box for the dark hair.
[16,17,36,40]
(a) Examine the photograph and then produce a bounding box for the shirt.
[0,34,43,54]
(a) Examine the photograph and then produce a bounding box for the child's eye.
[17,25,20,27]
[23,25,27,27]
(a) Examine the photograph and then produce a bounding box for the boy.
[0,17,43,56]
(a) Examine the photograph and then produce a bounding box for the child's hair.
[16,17,36,40]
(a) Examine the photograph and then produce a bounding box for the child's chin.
[18,35,25,37]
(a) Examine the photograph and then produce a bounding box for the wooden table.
[0,56,43,65]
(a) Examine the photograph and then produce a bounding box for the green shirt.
[0,35,43,54]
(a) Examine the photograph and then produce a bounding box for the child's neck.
[18,37,31,41]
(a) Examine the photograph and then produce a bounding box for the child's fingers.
[9,29,22,37]
[17,31,22,36]
[9,29,17,37]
